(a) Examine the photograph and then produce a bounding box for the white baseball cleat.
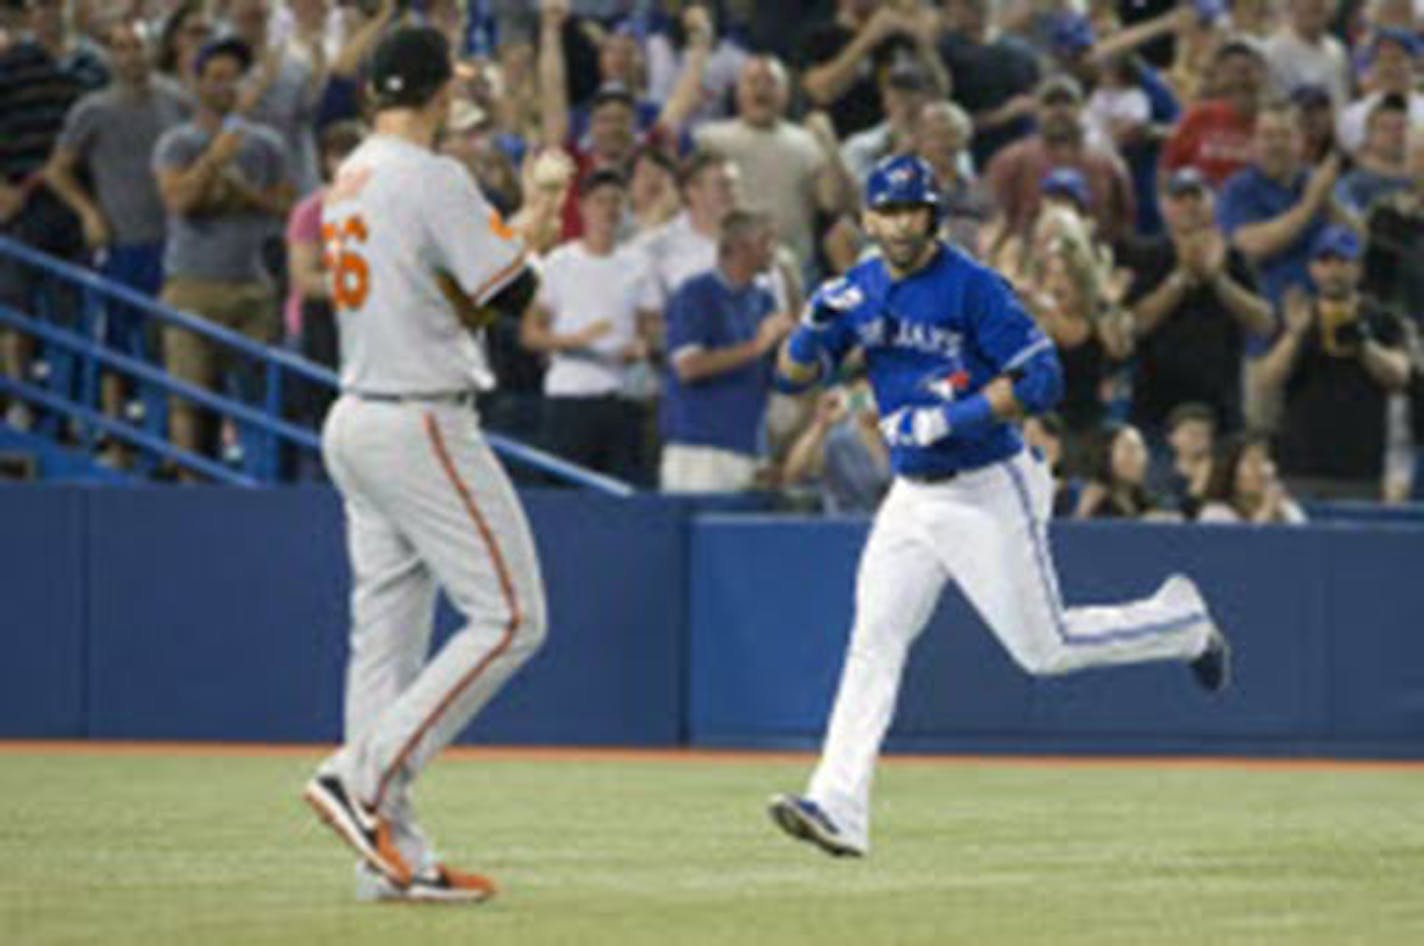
[767,794,866,858]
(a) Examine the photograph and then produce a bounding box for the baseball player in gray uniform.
[302,27,545,904]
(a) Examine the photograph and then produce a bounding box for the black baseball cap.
[370,26,454,108]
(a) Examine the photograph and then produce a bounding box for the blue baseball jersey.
[808,242,1058,478]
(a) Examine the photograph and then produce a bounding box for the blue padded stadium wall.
[688,517,1424,757]
[0,487,687,746]
[2,486,1422,757]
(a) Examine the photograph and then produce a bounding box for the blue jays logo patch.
[922,368,971,402]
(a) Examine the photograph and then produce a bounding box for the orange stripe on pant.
[370,412,523,810]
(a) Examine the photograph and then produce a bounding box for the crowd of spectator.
[0,0,1421,518]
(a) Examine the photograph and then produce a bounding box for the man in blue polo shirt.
[660,209,793,492]
[1217,100,1344,309]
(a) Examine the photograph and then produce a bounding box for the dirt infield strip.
[0,740,1421,771]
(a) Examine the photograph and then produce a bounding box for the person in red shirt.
[984,75,1137,247]
[1161,37,1267,187]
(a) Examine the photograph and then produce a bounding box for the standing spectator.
[440,97,521,217]
[838,61,937,187]
[1123,167,1274,435]
[912,99,991,253]
[520,170,659,484]
[284,119,363,370]
[1258,226,1412,498]
[936,0,1042,170]
[1156,401,1218,518]
[661,210,793,492]
[1362,131,1424,321]
[153,38,292,466]
[1075,422,1161,518]
[1336,28,1424,156]
[42,17,190,460]
[635,152,798,317]
[223,0,324,198]
[1262,0,1352,105]
[800,0,948,139]
[0,0,109,427]
[155,0,213,95]
[311,0,398,132]
[1161,37,1266,187]
[560,5,717,143]
[984,75,1138,248]
[1198,431,1308,523]
[1334,94,1413,216]
[628,146,681,234]
[696,56,855,272]
[1218,101,1344,312]
[638,151,741,306]
[1018,203,1135,450]
[645,2,750,128]
[538,0,708,241]
[1083,55,1153,158]
[781,381,892,514]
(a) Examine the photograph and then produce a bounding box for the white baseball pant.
[807,449,1213,851]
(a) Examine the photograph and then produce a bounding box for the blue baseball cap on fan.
[1369,26,1423,62]
[1049,12,1095,56]
[1311,225,1361,262]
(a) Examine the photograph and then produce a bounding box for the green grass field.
[2,748,1422,946]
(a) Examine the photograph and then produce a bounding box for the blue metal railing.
[0,236,634,496]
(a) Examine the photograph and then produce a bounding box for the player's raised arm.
[774,277,860,393]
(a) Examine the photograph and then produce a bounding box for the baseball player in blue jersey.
[767,155,1231,858]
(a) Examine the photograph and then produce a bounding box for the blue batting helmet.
[865,154,941,220]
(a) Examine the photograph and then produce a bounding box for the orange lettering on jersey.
[489,209,516,242]
[324,213,372,311]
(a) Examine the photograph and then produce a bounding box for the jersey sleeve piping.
[1002,335,1054,373]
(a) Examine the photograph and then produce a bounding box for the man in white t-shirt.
[521,168,658,482]
[637,151,798,313]
[694,55,853,270]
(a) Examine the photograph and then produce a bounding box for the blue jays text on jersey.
[798,241,1063,478]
